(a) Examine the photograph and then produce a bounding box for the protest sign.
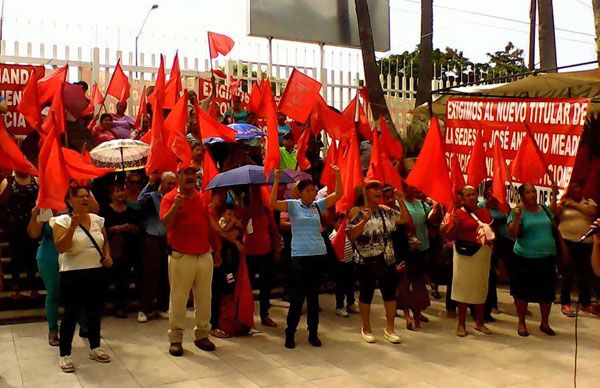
[198,78,250,116]
[0,64,45,136]
[444,97,590,204]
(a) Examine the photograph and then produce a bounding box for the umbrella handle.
[120,147,125,171]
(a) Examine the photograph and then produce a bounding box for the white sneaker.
[383,329,402,344]
[59,356,75,373]
[361,328,376,343]
[137,311,148,323]
[336,308,350,318]
[157,311,169,319]
[89,347,111,363]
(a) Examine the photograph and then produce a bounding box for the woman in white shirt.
[52,185,112,373]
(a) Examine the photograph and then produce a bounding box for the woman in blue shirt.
[508,183,557,337]
[270,166,342,349]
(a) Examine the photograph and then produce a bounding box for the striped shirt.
[329,230,353,263]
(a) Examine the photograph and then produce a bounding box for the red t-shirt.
[160,189,212,255]
[452,207,493,243]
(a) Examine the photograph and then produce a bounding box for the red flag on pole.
[320,141,338,192]
[317,96,352,140]
[247,78,267,116]
[278,69,322,123]
[262,84,280,177]
[207,31,235,59]
[81,82,104,117]
[105,58,131,104]
[196,105,237,142]
[17,70,42,130]
[336,132,364,214]
[406,117,453,209]
[145,55,178,175]
[166,92,192,168]
[342,94,371,141]
[295,128,312,171]
[450,154,466,197]
[379,117,404,161]
[0,119,37,175]
[381,156,403,190]
[133,85,148,130]
[41,85,67,136]
[165,52,182,109]
[509,125,549,184]
[38,65,68,105]
[366,129,383,182]
[202,150,219,191]
[466,129,487,188]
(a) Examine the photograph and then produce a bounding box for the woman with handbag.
[440,185,495,337]
[52,185,113,373]
[508,183,559,337]
[347,181,410,344]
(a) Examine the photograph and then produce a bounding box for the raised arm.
[53,215,80,254]
[269,170,288,212]
[161,194,183,229]
[394,190,409,225]
[347,207,370,241]
[324,165,342,209]
[508,206,523,239]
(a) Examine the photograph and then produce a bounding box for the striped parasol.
[90,139,149,171]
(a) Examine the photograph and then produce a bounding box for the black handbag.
[455,239,481,256]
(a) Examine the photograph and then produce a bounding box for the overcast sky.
[1,0,596,73]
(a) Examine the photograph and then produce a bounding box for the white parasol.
[90,139,149,171]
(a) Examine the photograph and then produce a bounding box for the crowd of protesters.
[2,83,600,374]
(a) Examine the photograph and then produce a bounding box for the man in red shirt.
[160,165,222,357]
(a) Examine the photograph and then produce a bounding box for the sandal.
[405,318,414,331]
[210,328,230,338]
[89,347,111,363]
[59,356,75,373]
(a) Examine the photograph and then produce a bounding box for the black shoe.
[194,337,216,352]
[285,334,296,349]
[169,342,184,357]
[431,290,441,300]
[308,334,322,347]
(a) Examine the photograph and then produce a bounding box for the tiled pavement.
[1,288,599,387]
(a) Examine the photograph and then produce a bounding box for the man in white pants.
[160,165,221,356]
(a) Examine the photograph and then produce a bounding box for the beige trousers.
[168,251,213,343]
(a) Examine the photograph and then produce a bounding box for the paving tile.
[289,361,348,380]
[244,366,305,387]
[195,372,260,388]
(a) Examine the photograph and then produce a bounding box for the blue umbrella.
[206,165,293,189]
[203,124,265,144]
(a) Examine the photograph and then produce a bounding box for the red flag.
[234,254,255,329]
[196,105,237,142]
[379,117,404,161]
[202,150,219,191]
[166,93,192,167]
[247,78,266,115]
[41,84,66,136]
[278,69,322,123]
[17,70,42,130]
[317,96,352,140]
[81,82,104,117]
[165,52,182,109]
[145,55,178,175]
[366,129,383,182]
[336,132,364,214]
[342,94,371,141]
[450,154,466,197]
[296,128,311,171]
[133,85,148,130]
[165,92,188,135]
[38,66,68,105]
[0,119,37,175]
[308,102,323,135]
[320,141,338,192]
[208,31,235,59]
[381,156,403,190]
[105,59,131,104]
[140,129,152,144]
[229,75,241,99]
[406,117,453,209]
[466,129,487,188]
[332,219,349,262]
[262,84,280,177]
[492,141,509,205]
[62,147,114,179]
[509,125,549,184]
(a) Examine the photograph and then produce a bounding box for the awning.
[414,68,600,118]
